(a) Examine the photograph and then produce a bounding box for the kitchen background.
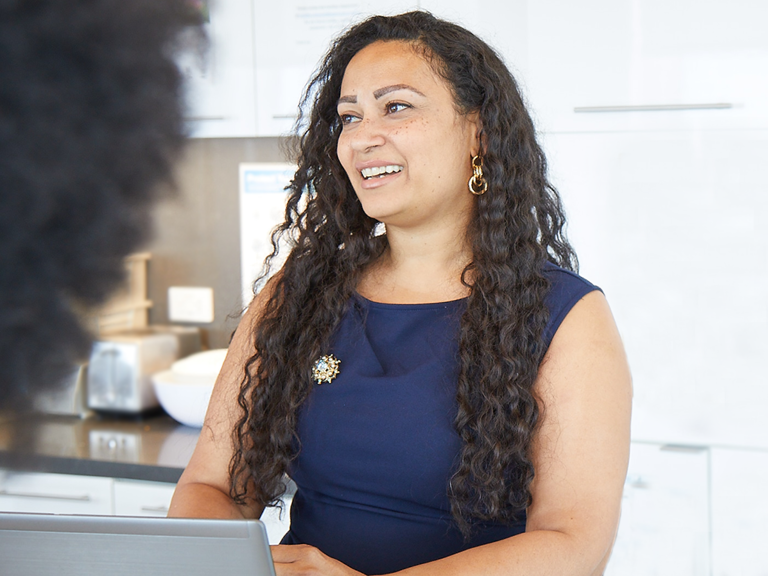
[5,1,767,575]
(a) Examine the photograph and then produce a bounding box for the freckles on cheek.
[394,117,428,136]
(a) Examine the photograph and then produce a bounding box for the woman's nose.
[348,117,386,153]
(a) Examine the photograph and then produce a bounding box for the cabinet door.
[418,0,528,75]
[711,448,768,576]
[541,129,768,449]
[0,470,113,515]
[182,0,257,138]
[253,0,419,136]
[523,0,768,132]
[606,443,710,576]
[113,478,176,517]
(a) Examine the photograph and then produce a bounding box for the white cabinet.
[113,478,176,517]
[0,471,178,518]
[0,468,293,544]
[0,471,113,515]
[182,0,258,138]
[409,0,768,134]
[540,129,768,449]
[253,0,418,136]
[450,0,768,134]
[606,443,710,576]
[184,0,768,136]
[711,448,768,576]
[519,0,768,133]
[417,0,528,77]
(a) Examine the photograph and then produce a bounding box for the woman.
[169,11,632,576]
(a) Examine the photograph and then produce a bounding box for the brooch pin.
[312,354,341,385]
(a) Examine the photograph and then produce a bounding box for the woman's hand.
[271,544,366,576]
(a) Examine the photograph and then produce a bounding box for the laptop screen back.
[0,512,276,576]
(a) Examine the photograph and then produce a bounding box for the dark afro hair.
[0,0,199,409]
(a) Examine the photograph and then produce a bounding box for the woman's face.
[336,40,481,231]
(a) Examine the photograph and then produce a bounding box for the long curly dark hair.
[230,11,576,536]
[0,0,198,409]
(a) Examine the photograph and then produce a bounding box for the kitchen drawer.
[113,478,176,517]
[0,470,113,515]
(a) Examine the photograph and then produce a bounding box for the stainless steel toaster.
[86,327,201,414]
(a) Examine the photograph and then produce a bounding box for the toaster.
[86,327,201,414]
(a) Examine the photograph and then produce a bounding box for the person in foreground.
[0,0,196,410]
[169,11,632,576]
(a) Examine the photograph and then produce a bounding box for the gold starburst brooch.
[312,354,341,385]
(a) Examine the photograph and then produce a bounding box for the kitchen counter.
[0,412,199,483]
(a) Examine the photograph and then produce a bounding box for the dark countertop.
[0,412,200,484]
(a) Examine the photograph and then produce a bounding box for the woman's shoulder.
[541,261,602,348]
[542,261,599,292]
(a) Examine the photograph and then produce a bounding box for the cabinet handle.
[185,116,227,121]
[574,103,733,113]
[140,505,170,514]
[0,489,91,502]
[660,444,708,454]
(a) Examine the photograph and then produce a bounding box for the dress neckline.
[352,291,467,310]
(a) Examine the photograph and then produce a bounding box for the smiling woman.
[169,11,632,576]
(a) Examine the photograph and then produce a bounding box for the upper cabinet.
[418,0,528,76]
[182,0,768,137]
[181,0,258,138]
[252,0,419,137]
[520,0,768,132]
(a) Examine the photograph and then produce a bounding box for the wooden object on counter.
[87,252,153,336]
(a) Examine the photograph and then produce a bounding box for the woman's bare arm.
[272,290,632,576]
[167,290,270,520]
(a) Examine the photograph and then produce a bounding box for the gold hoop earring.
[468,154,488,195]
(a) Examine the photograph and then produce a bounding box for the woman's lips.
[359,169,402,189]
[361,164,403,179]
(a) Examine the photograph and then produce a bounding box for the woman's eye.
[339,113,360,125]
[385,102,410,114]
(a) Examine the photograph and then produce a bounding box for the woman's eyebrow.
[373,84,425,99]
[337,84,426,106]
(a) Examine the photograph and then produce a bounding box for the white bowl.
[152,349,227,427]
[171,349,228,377]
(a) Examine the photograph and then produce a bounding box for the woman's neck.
[358,222,473,304]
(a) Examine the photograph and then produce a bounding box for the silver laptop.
[0,512,276,576]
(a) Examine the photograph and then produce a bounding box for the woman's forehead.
[340,41,446,96]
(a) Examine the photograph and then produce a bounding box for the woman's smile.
[357,161,404,189]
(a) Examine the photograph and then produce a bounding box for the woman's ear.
[476,128,487,156]
[467,112,486,156]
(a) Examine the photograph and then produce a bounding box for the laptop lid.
[0,512,276,576]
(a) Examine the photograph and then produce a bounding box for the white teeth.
[361,165,403,179]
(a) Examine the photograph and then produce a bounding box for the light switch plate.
[168,286,214,323]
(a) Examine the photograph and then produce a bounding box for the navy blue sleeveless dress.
[281,263,599,574]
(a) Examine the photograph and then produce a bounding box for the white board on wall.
[239,163,296,307]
